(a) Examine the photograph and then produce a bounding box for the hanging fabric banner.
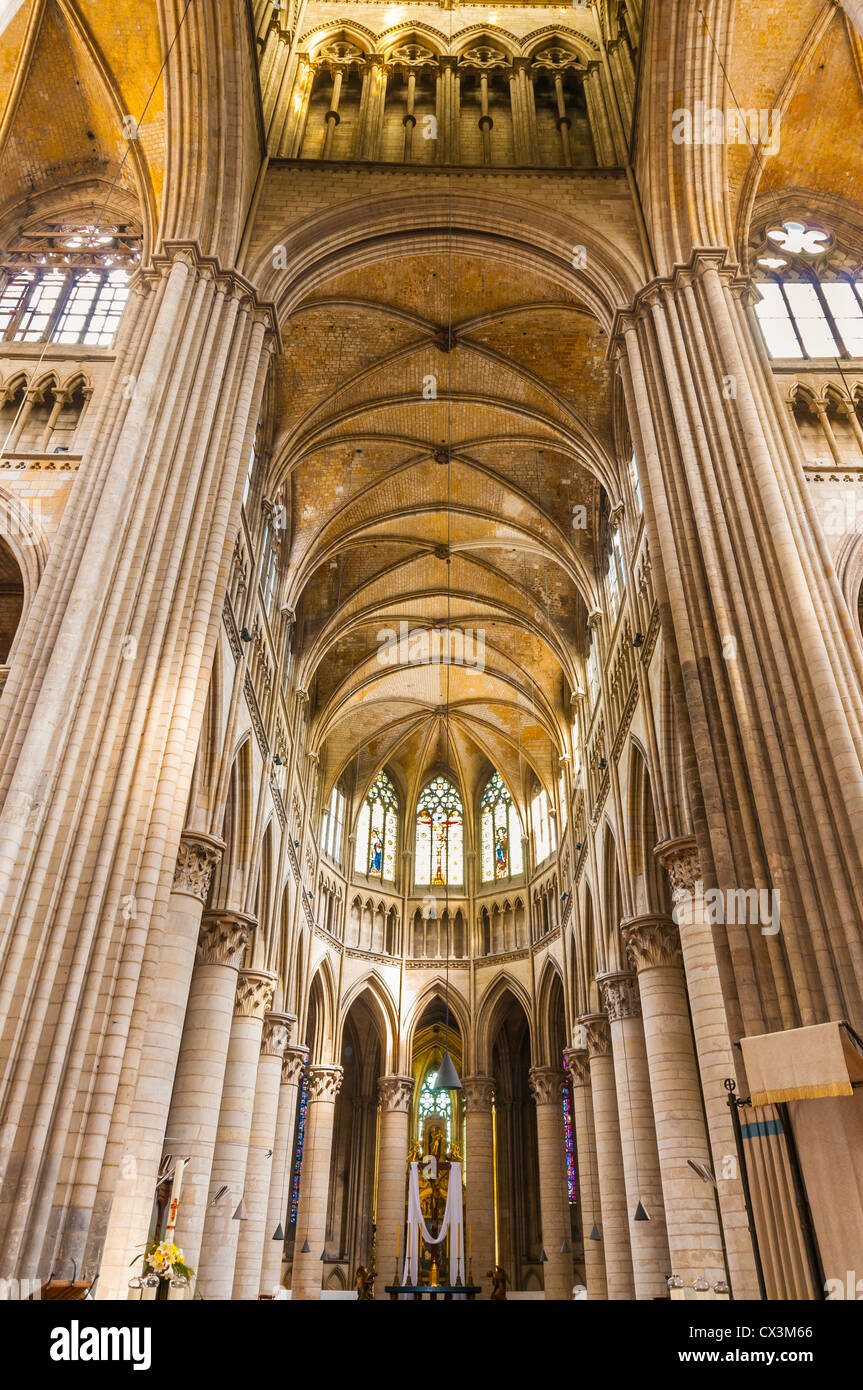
[402,1161,466,1289]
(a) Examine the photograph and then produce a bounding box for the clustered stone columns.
[259,1044,307,1296]
[623,912,728,1289]
[563,1048,607,1300]
[95,831,223,1296]
[581,1012,634,1298]
[462,1076,496,1295]
[232,1010,295,1299]
[0,244,277,1282]
[528,1066,574,1299]
[197,968,278,1299]
[597,970,670,1299]
[374,1075,414,1297]
[291,1064,344,1300]
[656,837,761,1298]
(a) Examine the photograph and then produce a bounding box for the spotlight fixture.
[240,627,253,643]
[274,754,283,766]
[686,1159,716,1184]
[597,757,607,771]
[209,1185,230,1206]
[632,632,645,648]
[575,841,583,852]
[293,839,300,848]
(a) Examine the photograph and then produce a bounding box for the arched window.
[415,776,463,886]
[753,220,863,360]
[480,771,524,883]
[0,219,139,346]
[354,771,398,881]
[531,787,556,864]
[416,1069,452,1146]
[321,784,345,864]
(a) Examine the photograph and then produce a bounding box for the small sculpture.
[355,1264,375,1300]
[447,1139,462,1162]
[407,1138,422,1163]
[487,1265,509,1300]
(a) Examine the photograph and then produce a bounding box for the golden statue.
[354,1264,375,1300]
[447,1139,462,1162]
[407,1138,422,1164]
[427,1123,447,1164]
[488,1266,509,1300]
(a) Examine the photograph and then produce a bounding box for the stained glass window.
[417,1070,452,1146]
[289,1068,309,1226]
[562,1052,576,1204]
[414,776,463,886]
[480,771,524,883]
[354,771,398,881]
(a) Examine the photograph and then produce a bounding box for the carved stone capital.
[462,1075,495,1112]
[307,1063,344,1103]
[197,910,252,968]
[235,968,278,1020]
[261,1011,296,1057]
[172,832,225,901]
[282,1044,308,1086]
[580,1012,611,1059]
[622,914,682,972]
[597,970,641,1022]
[563,1047,591,1088]
[377,1074,414,1113]
[654,835,700,897]
[528,1065,565,1106]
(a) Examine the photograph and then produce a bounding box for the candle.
[469,1224,472,1260]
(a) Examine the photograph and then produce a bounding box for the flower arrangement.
[131,1239,195,1284]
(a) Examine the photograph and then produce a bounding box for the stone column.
[232,1010,295,1300]
[528,1067,573,1300]
[623,913,728,1289]
[291,1064,343,1300]
[581,1012,634,1299]
[160,910,252,1280]
[259,1044,307,1296]
[95,831,223,1296]
[564,1048,607,1300]
[197,968,277,1299]
[597,970,669,1300]
[655,837,761,1298]
[374,1075,413,1297]
[462,1075,495,1294]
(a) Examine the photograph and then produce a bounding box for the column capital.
[462,1075,495,1112]
[597,969,641,1021]
[307,1063,344,1102]
[377,1074,414,1112]
[172,831,225,902]
[580,1011,611,1058]
[261,1010,296,1056]
[282,1044,308,1085]
[622,914,682,972]
[528,1065,565,1106]
[197,910,253,967]
[654,835,700,895]
[563,1047,591,1088]
[235,968,278,1019]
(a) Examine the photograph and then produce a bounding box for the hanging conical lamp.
[300,1239,310,1253]
[232,1197,248,1221]
[539,1249,548,1264]
[433,1049,462,1091]
[633,1201,650,1222]
[272,1223,285,1241]
[560,1239,570,1255]
[588,1223,601,1242]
